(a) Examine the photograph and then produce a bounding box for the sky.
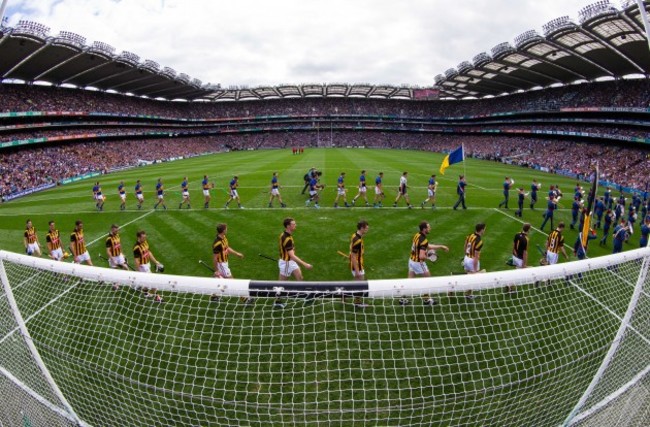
[3,0,600,89]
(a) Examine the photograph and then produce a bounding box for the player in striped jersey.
[211,223,245,303]
[545,222,569,265]
[45,220,63,261]
[348,220,370,308]
[268,172,286,208]
[277,218,313,308]
[106,224,128,270]
[117,181,127,211]
[463,223,487,299]
[133,230,164,302]
[23,219,42,257]
[70,220,93,265]
[508,223,530,293]
[179,176,191,209]
[403,221,449,306]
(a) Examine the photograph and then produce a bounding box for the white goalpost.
[0,247,649,426]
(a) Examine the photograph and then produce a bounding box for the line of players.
[23,208,649,308]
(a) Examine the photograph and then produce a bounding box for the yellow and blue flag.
[439,146,464,175]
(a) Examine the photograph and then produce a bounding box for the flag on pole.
[439,146,464,175]
[581,165,599,248]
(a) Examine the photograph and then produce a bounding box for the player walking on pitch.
[403,221,449,306]
[133,230,164,302]
[462,223,487,299]
[179,176,191,209]
[268,172,286,208]
[393,171,413,208]
[333,172,350,208]
[70,220,93,265]
[154,178,167,210]
[225,176,243,209]
[373,172,385,208]
[277,218,313,308]
[348,220,370,308]
[211,223,245,302]
[23,219,42,257]
[202,175,212,209]
[45,220,64,261]
[135,179,144,210]
[118,181,127,211]
[352,170,369,207]
[421,174,438,209]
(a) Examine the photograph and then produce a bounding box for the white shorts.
[546,252,559,265]
[157,194,164,200]
[27,242,40,254]
[182,191,189,198]
[95,194,104,201]
[109,254,126,268]
[137,193,144,201]
[463,256,480,273]
[138,263,152,273]
[309,190,318,197]
[278,259,300,277]
[215,262,232,278]
[337,188,346,196]
[351,269,365,277]
[512,256,524,268]
[230,189,239,198]
[50,248,63,261]
[358,186,367,194]
[271,188,280,196]
[120,194,126,202]
[75,251,91,264]
[408,259,429,275]
[203,189,210,197]
[428,189,435,198]
[375,186,383,195]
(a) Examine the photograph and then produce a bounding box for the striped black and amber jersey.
[133,241,151,265]
[70,230,87,255]
[46,230,61,250]
[464,233,483,258]
[513,232,528,259]
[212,236,229,263]
[546,230,564,254]
[279,231,295,261]
[24,227,38,244]
[350,232,364,270]
[410,232,428,262]
[105,233,123,257]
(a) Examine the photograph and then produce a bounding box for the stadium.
[0,1,650,426]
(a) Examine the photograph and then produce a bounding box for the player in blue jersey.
[453,175,467,210]
[92,181,105,211]
[373,172,385,208]
[640,216,650,248]
[540,195,558,231]
[134,179,144,210]
[420,174,438,209]
[352,170,369,207]
[117,181,127,211]
[225,176,243,209]
[498,177,514,209]
[530,179,541,210]
[334,172,351,208]
[305,174,324,208]
[268,172,286,208]
[154,178,167,210]
[179,176,191,209]
[570,196,582,230]
[202,175,212,209]
[612,219,629,254]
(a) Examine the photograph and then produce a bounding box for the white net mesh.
[0,248,649,426]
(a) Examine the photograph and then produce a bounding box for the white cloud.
[5,0,594,87]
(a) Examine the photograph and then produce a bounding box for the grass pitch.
[0,148,633,426]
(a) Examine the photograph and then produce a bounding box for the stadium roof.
[0,0,649,101]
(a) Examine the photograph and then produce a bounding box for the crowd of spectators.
[2,78,649,119]
[1,80,649,200]
[2,130,649,201]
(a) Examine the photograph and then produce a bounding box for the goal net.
[0,248,648,426]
